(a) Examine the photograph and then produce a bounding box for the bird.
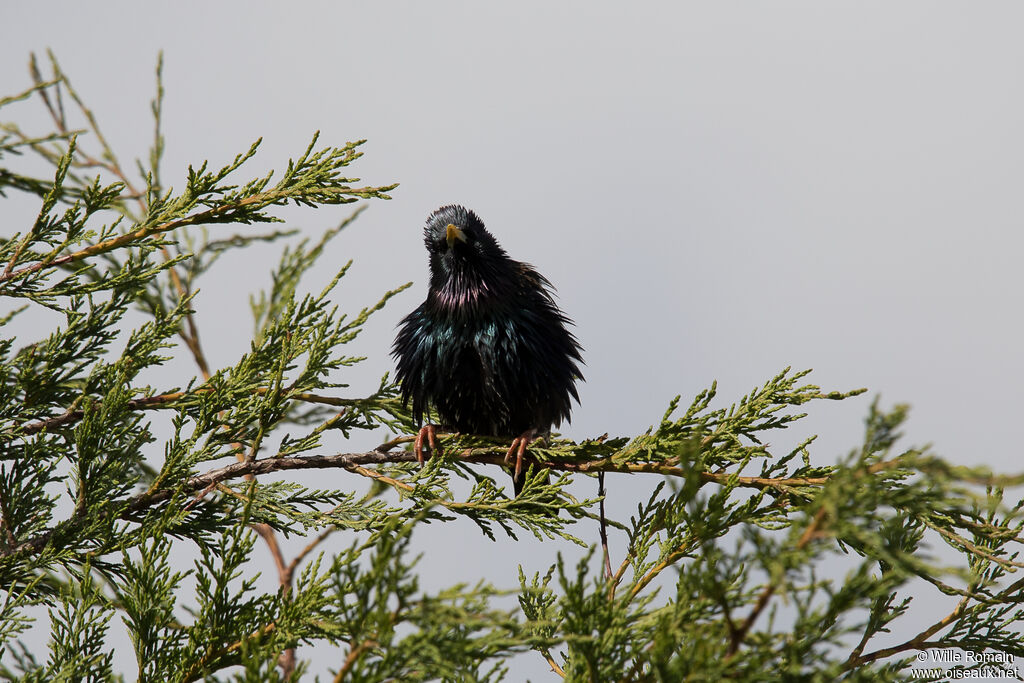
[392,204,584,496]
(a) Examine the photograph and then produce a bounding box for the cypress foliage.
[1,53,1021,682]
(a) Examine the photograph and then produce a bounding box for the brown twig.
[252,522,289,584]
[285,526,339,585]
[0,444,810,565]
[923,518,1024,570]
[845,593,971,668]
[344,463,415,492]
[542,650,566,678]
[333,638,378,682]
[374,434,415,452]
[608,554,632,602]
[181,481,218,512]
[180,622,278,683]
[18,392,188,435]
[14,391,909,495]
[725,506,829,658]
[1,440,912,565]
[628,539,697,602]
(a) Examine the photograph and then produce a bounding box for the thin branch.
[598,472,613,581]
[3,228,37,280]
[343,462,415,492]
[15,386,895,494]
[0,439,926,572]
[374,434,414,452]
[180,622,278,683]
[11,390,918,497]
[285,526,339,584]
[542,650,566,678]
[333,638,378,683]
[923,518,1024,570]
[252,522,289,587]
[0,444,789,563]
[846,593,971,668]
[845,591,900,667]
[725,506,829,657]
[18,391,188,435]
[29,54,211,374]
[0,188,304,285]
[628,539,697,602]
[608,554,632,602]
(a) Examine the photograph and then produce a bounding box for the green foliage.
[2,53,1023,682]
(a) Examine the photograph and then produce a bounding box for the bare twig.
[542,650,566,678]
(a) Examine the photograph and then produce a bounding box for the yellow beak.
[446,223,467,248]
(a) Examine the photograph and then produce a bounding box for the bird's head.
[423,205,511,295]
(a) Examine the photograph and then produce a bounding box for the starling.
[392,205,584,495]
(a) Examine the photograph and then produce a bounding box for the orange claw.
[505,428,540,484]
[414,424,440,466]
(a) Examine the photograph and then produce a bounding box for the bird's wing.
[392,305,434,426]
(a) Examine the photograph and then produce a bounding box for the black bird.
[392,205,584,494]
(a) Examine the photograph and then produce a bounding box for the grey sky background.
[4,1,1024,679]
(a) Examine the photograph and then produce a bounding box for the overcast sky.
[4,1,1023,678]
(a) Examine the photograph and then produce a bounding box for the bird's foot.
[504,428,542,484]
[414,424,441,466]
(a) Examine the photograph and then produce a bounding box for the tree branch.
[333,638,378,683]
[845,594,971,668]
[1,442,863,564]
[726,506,829,657]
[0,189,294,285]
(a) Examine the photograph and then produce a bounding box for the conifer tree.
[1,53,1022,682]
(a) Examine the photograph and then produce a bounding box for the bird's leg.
[414,424,441,466]
[505,428,542,484]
